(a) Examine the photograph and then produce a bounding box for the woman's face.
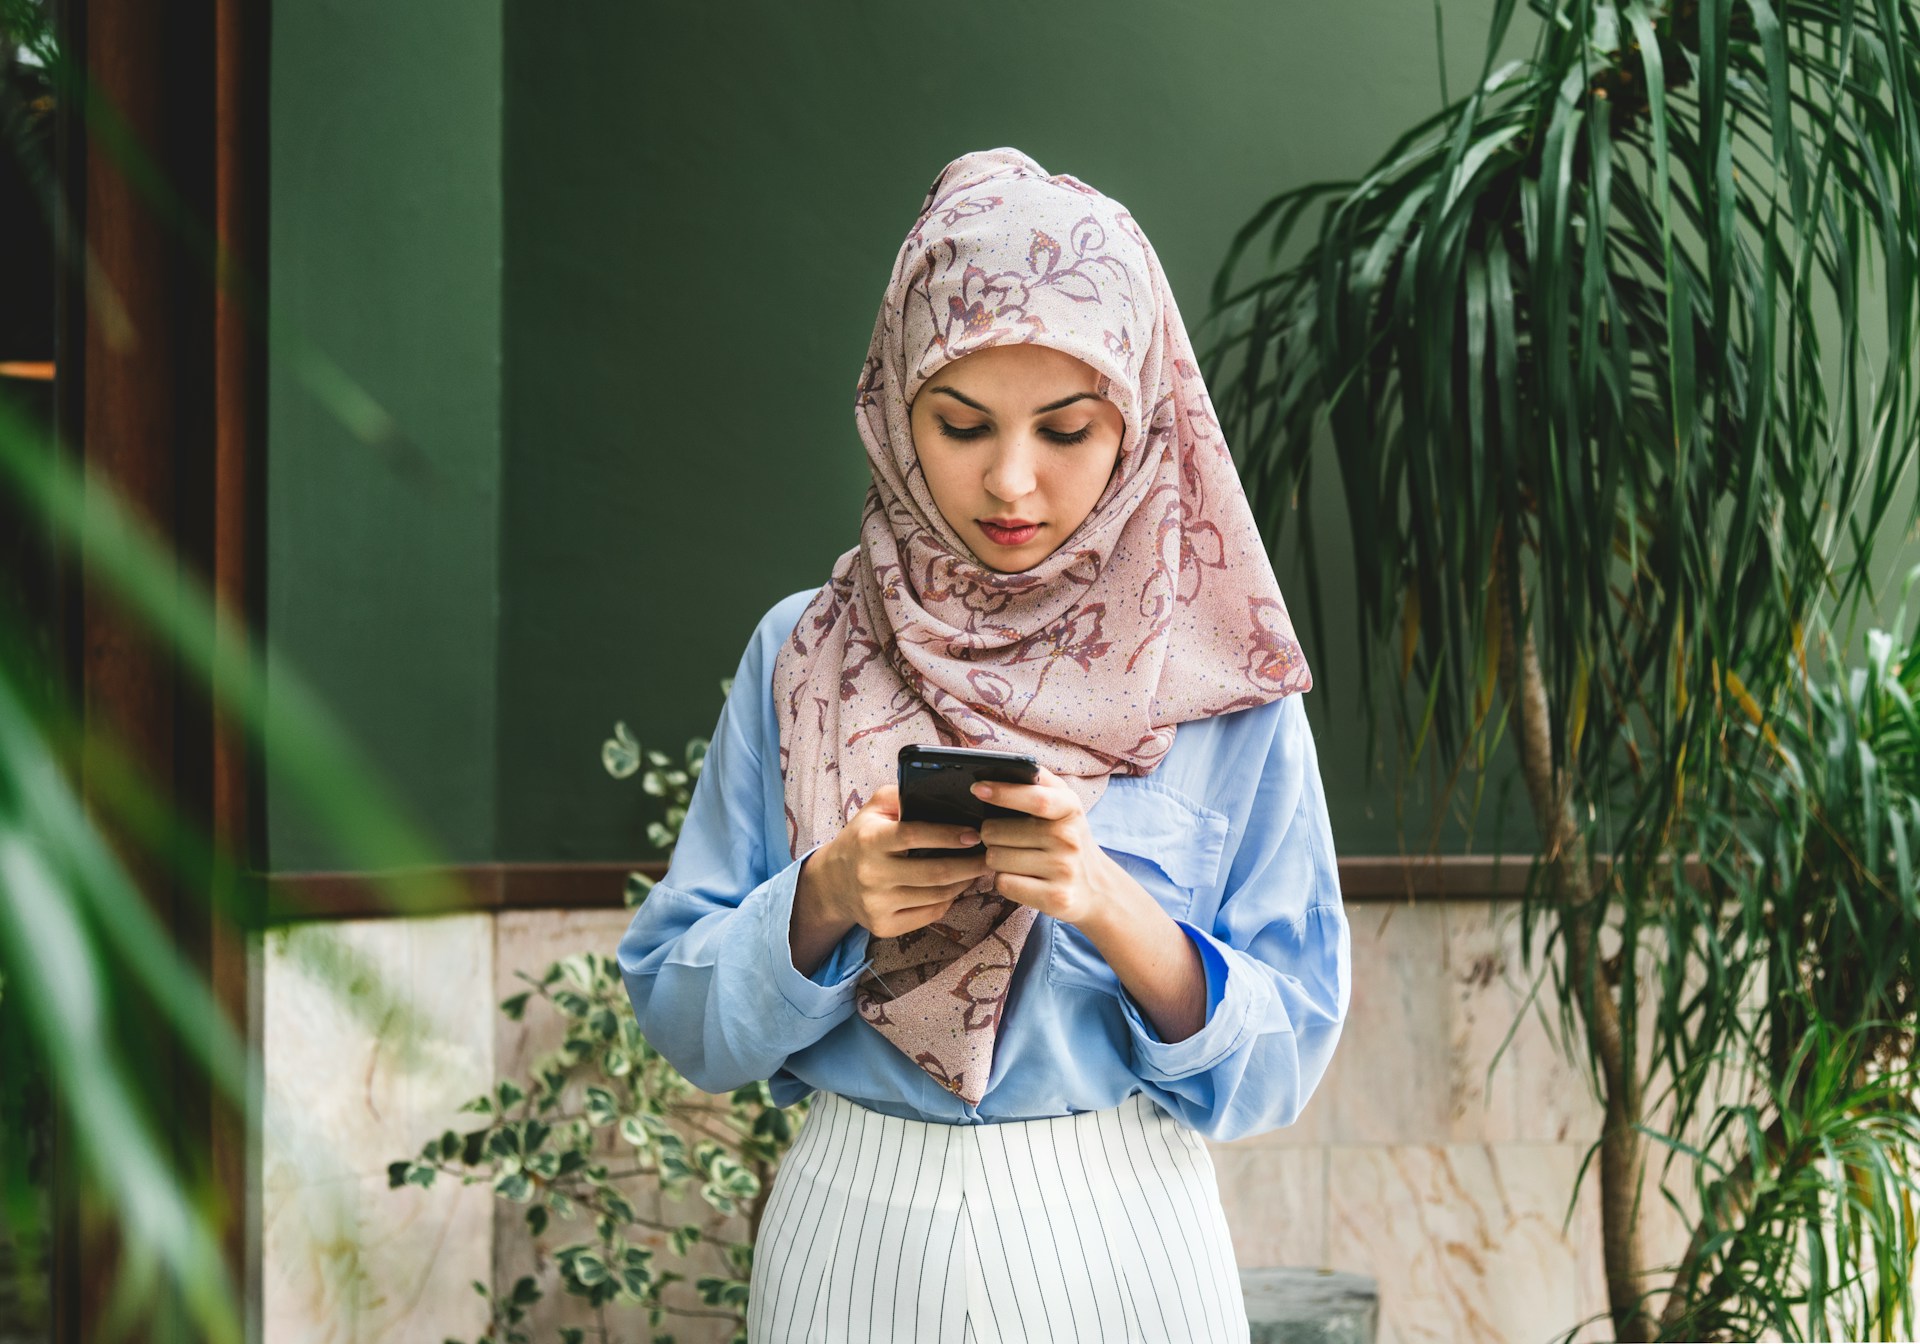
[909,343,1126,573]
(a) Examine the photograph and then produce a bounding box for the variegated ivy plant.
[389,679,810,1344]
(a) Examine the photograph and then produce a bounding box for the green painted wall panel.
[270,1,1920,874]
[268,0,505,868]
[494,0,1540,863]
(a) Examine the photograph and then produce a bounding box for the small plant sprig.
[600,677,728,866]
[389,680,807,1344]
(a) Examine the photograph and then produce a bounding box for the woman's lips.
[979,520,1041,546]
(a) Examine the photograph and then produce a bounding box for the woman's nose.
[983,435,1038,502]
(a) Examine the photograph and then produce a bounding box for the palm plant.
[1204,0,1920,1337]
[0,4,479,1337]
[1649,582,1920,1340]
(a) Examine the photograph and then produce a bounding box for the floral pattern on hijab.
[771,147,1312,1105]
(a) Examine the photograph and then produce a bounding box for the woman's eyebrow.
[1033,392,1099,414]
[928,386,1101,415]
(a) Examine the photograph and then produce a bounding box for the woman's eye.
[935,417,991,441]
[1041,424,1094,445]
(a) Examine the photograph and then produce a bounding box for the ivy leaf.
[695,1275,750,1309]
[560,953,596,990]
[601,1188,638,1225]
[602,720,642,778]
[493,1170,533,1203]
[572,1251,610,1287]
[582,1086,618,1128]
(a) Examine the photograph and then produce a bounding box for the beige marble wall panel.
[1210,1144,1328,1271]
[1327,1142,1610,1344]
[1288,901,1455,1148]
[492,908,750,1344]
[262,915,496,1342]
[256,895,1787,1344]
[1446,900,1606,1146]
[262,1172,495,1343]
[494,909,635,1081]
[264,915,495,1183]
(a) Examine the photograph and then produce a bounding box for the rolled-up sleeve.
[1118,694,1351,1142]
[615,626,872,1094]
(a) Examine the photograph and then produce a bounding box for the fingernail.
[958,830,980,844]
[971,782,990,796]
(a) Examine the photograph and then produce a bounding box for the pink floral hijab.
[771,147,1312,1104]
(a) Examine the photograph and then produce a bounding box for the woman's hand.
[971,765,1115,926]
[796,784,989,941]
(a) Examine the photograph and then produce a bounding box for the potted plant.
[1204,0,1920,1336]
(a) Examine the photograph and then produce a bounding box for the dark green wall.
[283,1,1920,872]
[491,0,1543,866]
[268,0,503,867]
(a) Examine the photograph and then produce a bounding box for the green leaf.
[584,1086,619,1127]
[492,1171,533,1203]
[602,720,642,779]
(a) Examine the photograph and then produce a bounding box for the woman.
[617,147,1351,1344]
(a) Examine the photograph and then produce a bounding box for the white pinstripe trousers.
[746,1090,1251,1343]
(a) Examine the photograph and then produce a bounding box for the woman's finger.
[887,821,982,854]
[885,853,987,888]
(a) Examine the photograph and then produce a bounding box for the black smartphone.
[897,744,1040,858]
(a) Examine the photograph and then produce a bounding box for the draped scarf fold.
[771,147,1312,1104]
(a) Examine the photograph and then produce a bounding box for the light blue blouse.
[616,589,1352,1142]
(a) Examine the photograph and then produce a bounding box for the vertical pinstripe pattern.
[747,1092,1250,1343]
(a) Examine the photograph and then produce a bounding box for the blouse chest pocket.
[1047,780,1231,996]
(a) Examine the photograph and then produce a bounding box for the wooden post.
[47,0,268,1336]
